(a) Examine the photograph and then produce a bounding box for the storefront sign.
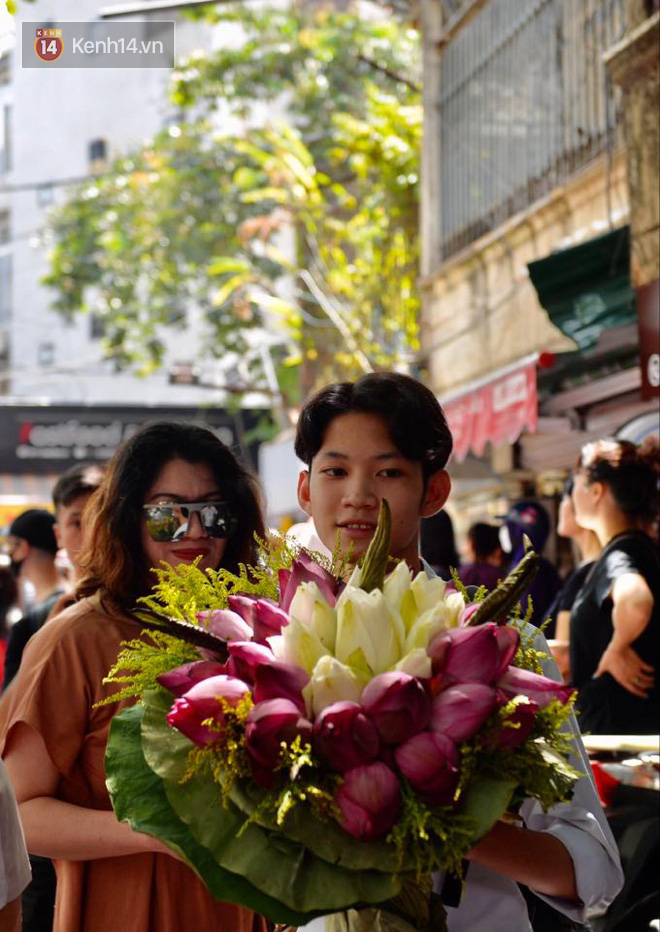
[638,279,660,400]
[0,405,264,473]
[442,360,538,463]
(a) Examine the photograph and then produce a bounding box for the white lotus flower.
[288,581,337,653]
[304,655,364,717]
[335,587,406,677]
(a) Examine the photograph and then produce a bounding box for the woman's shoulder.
[22,590,136,660]
[600,532,660,583]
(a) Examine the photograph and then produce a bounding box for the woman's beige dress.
[0,591,267,932]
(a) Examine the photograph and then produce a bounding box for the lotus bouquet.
[104,503,580,931]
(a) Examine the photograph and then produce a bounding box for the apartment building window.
[0,254,11,324]
[0,104,11,174]
[0,211,9,245]
[436,0,627,260]
[38,342,55,366]
[90,313,105,339]
[0,53,10,86]
[37,184,55,207]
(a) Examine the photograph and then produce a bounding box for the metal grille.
[438,0,626,260]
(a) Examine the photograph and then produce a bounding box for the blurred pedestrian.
[0,570,18,693]
[458,522,504,590]
[46,464,106,620]
[0,422,268,932]
[2,512,62,691]
[500,500,561,627]
[546,476,601,675]
[420,509,459,579]
[569,438,659,734]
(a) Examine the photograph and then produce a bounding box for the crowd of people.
[0,371,656,932]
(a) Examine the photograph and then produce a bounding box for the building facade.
[419,0,659,531]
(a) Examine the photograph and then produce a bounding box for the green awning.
[528,226,636,354]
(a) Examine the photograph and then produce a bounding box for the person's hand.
[595,642,655,698]
[547,640,570,682]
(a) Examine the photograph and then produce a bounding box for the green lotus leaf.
[228,772,516,874]
[106,702,316,926]
[139,690,403,913]
[140,691,517,881]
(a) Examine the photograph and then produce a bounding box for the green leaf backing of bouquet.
[106,702,316,926]
[139,690,516,886]
[136,690,404,914]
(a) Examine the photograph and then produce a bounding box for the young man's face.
[297,412,449,571]
[55,493,93,576]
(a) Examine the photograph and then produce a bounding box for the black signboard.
[0,405,266,474]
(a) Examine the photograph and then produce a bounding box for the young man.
[294,372,622,931]
[52,463,105,586]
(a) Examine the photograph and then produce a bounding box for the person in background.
[47,464,106,620]
[500,500,561,628]
[458,522,504,591]
[420,509,459,579]
[569,438,659,734]
[0,570,18,693]
[0,757,31,932]
[546,476,601,676]
[2,512,63,691]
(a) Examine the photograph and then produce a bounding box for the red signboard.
[442,360,538,463]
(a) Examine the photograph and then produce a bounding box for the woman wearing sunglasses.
[0,422,267,932]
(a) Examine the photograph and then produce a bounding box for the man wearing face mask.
[2,509,62,692]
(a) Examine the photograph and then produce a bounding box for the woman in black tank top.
[569,438,660,734]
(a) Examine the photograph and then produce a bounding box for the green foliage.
[100,630,199,706]
[42,4,421,387]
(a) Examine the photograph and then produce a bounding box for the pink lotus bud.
[493,695,539,748]
[361,672,431,745]
[253,600,290,643]
[494,627,520,678]
[166,674,250,747]
[395,731,460,807]
[334,762,401,841]
[227,595,289,644]
[157,660,227,698]
[197,609,253,642]
[462,603,481,625]
[245,698,313,787]
[497,666,575,708]
[226,641,275,684]
[253,660,310,714]
[428,623,500,685]
[313,701,380,774]
[280,552,343,613]
[431,683,497,741]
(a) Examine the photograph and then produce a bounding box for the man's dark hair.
[295,373,453,480]
[467,522,501,562]
[52,463,106,511]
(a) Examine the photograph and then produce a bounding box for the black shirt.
[570,532,660,734]
[3,589,64,691]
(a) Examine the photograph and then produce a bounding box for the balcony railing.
[437,0,627,261]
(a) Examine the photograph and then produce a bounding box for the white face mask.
[499,525,512,555]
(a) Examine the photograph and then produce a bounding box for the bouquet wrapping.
[104,503,580,930]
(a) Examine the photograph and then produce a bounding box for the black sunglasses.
[142,500,238,542]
